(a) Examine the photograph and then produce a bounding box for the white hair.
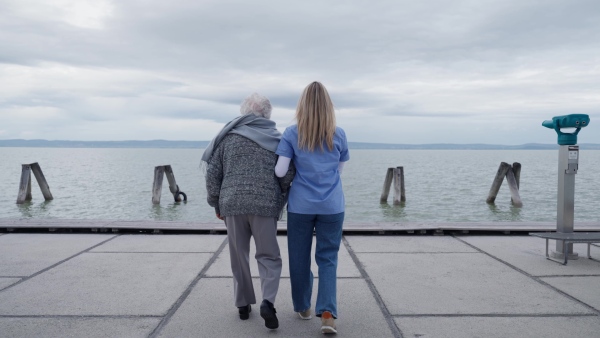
[240,93,272,119]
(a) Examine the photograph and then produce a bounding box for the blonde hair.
[295,81,336,151]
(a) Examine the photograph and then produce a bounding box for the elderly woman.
[202,93,294,330]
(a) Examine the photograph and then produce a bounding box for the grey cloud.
[376,108,476,118]
[1,0,599,143]
[3,0,599,74]
[264,93,299,110]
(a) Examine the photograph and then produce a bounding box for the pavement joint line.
[453,235,600,315]
[202,276,361,279]
[203,276,274,279]
[0,234,121,293]
[147,236,229,338]
[355,251,479,254]
[343,236,404,338]
[87,251,217,254]
[391,313,600,318]
[0,314,163,319]
[536,274,600,278]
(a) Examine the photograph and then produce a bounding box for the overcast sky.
[0,0,599,144]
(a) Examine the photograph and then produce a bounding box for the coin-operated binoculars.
[542,114,590,260]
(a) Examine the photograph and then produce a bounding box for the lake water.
[1,148,599,224]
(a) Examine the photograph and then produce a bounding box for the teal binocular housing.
[542,114,590,145]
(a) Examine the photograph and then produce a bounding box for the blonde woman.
[275,81,349,334]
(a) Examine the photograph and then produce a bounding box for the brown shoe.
[320,311,337,334]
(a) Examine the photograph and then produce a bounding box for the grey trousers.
[224,214,282,307]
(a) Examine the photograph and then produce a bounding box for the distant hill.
[0,139,210,148]
[1,139,600,150]
[347,142,600,150]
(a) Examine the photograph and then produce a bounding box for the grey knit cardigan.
[205,133,295,218]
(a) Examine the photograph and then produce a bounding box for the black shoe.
[260,299,279,329]
[238,305,251,320]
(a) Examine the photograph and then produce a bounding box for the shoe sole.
[260,308,279,329]
[298,313,312,320]
[321,325,337,334]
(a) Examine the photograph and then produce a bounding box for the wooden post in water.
[152,165,187,204]
[486,162,522,207]
[511,162,521,204]
[164,166,181,200]
[380,166,406,204]
[17,165,32,204]
[16,162,53,204]
[380,168,394,203]
[486,162,511,204]
[399,167,406,202]
[393,166,406,205]
[152,166,165,204]
[505,169,523,207]
[31,163,53,200]
[512,162,521,189]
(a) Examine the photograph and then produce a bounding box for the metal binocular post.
[542,114,590,260]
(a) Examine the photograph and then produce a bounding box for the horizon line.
[3,138,597,146]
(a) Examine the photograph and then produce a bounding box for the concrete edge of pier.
[1,218,599,235]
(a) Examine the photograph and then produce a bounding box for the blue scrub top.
[276,125,349,215]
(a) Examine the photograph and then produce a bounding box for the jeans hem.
[315,312,337,319]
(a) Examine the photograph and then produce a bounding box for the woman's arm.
[275,156,291,178]
[338,161,346,174]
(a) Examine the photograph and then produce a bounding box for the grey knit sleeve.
[205,143,224,215]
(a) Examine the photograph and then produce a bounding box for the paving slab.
[0,278,20,290]
[206,236,361,278]
[0,317,160,338]
[458,236,600,276]
[345,236,477,253]
[0,252,211,316]
[541,276,600,310]
[158,278,392,338]
[89,234,226,253]
[395,316,600,338]
[357,252,594,315]
[0,234,115,276]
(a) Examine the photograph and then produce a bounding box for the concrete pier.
[0,221,599,337]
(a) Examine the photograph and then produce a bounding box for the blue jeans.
[287,212,344,319]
